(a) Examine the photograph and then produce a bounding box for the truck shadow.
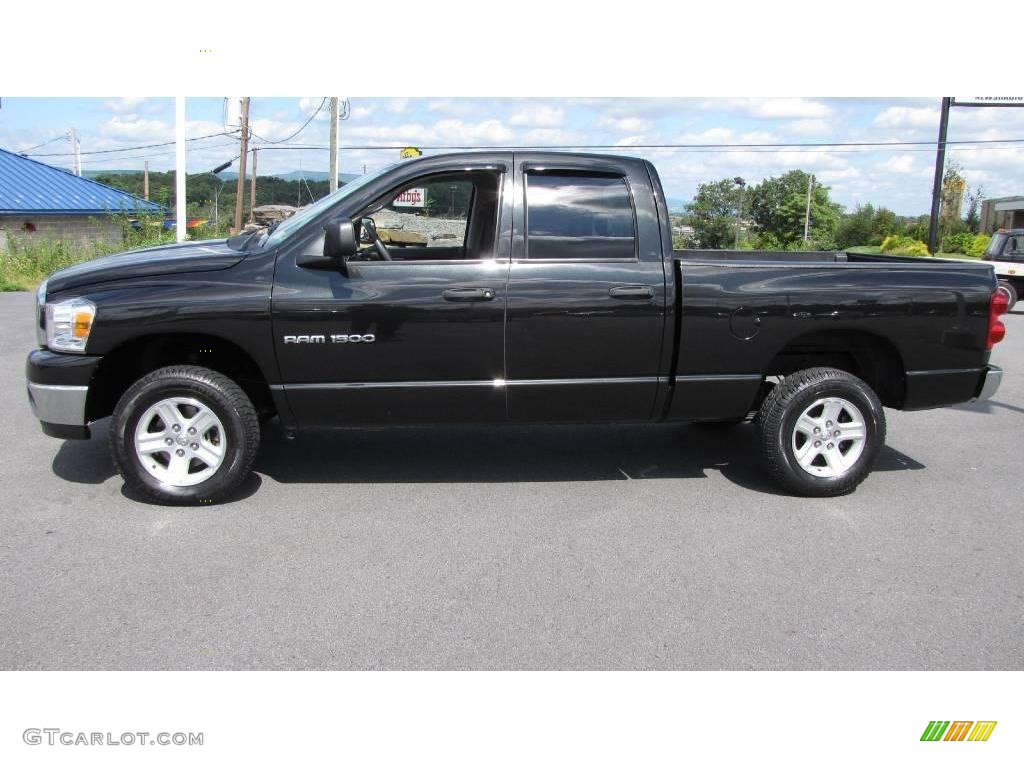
[51,419,925,500]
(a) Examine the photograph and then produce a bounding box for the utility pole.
[233,97,250,233]
[329,97,339,193]
[248,147,258,223]
[733,177,745,249]
[175,96,186,243]
[143,160,149,200]
[67,128,81,176]
[803,174,815,244]
[928,97,952,255]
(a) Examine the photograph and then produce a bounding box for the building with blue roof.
[0,147,164,250]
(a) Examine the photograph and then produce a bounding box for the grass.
[0,237,109,292]
[0,217,230,291]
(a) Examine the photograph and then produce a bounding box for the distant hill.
[84,169,361,184]
[666,197,690,214]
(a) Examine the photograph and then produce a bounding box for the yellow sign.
[400,147,423,159]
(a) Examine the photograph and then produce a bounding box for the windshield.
[986,233,1007,258]
[258,162,401,249]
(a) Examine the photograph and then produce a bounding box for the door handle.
[443,287,496,302]
[608,285,653,300]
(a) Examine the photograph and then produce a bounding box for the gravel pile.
[372,209,466,246]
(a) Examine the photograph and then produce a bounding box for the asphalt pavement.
[1,291,1021,669]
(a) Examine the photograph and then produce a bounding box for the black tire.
[997,280,1018,312]
[755,367,885,497]
[110,365,260,505]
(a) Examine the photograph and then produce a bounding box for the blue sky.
[2,97,1023,215]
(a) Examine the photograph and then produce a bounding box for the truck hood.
[45,239,246,295]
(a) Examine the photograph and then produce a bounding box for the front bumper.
[26,349,102,439]
[974,364,1003,402]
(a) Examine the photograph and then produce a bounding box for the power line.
[25,130,239,158]
[250,136,1024,151]
[251,98,327,144]
[75,141,240,166]
[18,134,68,153]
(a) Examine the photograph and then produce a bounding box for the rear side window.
[525,172,636,260]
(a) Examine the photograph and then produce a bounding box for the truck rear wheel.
[110,365,260,505]
[755,367,885,497]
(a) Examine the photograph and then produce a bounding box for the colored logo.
[920,721,997,742]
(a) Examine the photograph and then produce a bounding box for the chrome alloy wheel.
[791,396,867,478]
[133,397,227,487]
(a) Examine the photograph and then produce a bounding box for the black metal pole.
[928,97,952,254]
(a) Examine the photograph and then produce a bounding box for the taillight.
[987,289,1009,349]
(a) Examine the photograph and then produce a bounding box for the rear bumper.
[903,364,1002,410]
[974,364,1002,402]
[25,349,102,439]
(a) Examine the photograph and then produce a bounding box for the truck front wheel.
[755,367,885,497]
[110,365,260,505]
[997,281,1018,312]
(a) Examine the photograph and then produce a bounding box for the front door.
[272,168,511,427]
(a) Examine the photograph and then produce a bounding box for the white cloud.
[877,154,915,173]
[101,116,173,141]
[297,97,324,113]
[872,106,939,129]
[747,98,834,119]
[105,97,149,114]
[343,118,515,146]
[694,98,834,119]
[789,118,831,135]
[521,127,585,145]
[509,105,566,127]
[599,116,650,133]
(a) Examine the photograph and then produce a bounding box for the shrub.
[941,232,975,254]
[966,234,990,258]
[880,235,930,256]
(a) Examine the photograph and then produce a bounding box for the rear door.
[505,157,668,421]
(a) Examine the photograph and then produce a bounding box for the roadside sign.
[953,97,1024,107]
[393,188,426,208]
[400,146,423,159]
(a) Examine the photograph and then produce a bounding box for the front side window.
[358,170,502,261]
[525,172,636,260]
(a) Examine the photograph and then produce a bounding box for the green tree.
[870,207,902,243]
[685,178,742,249]
[964,186,984,234]
[746,170,842,249]
[834,204,875,249]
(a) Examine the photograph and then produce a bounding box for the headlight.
[35,279,47,347]
[44,297,96,354]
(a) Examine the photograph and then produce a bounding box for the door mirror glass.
[323,219,358,259]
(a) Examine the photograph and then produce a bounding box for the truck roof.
[395,149,651,171]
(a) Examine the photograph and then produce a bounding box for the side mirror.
[324,218,358,259]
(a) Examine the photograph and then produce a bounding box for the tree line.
[679,162,985,254]
[93,171,336,221]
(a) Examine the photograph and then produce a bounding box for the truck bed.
[673,249,991,269]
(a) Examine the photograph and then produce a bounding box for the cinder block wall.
[0,215,124,252]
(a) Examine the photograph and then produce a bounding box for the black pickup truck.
[26,151,1007,504]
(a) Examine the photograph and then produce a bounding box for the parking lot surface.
[1,291,1021,669]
